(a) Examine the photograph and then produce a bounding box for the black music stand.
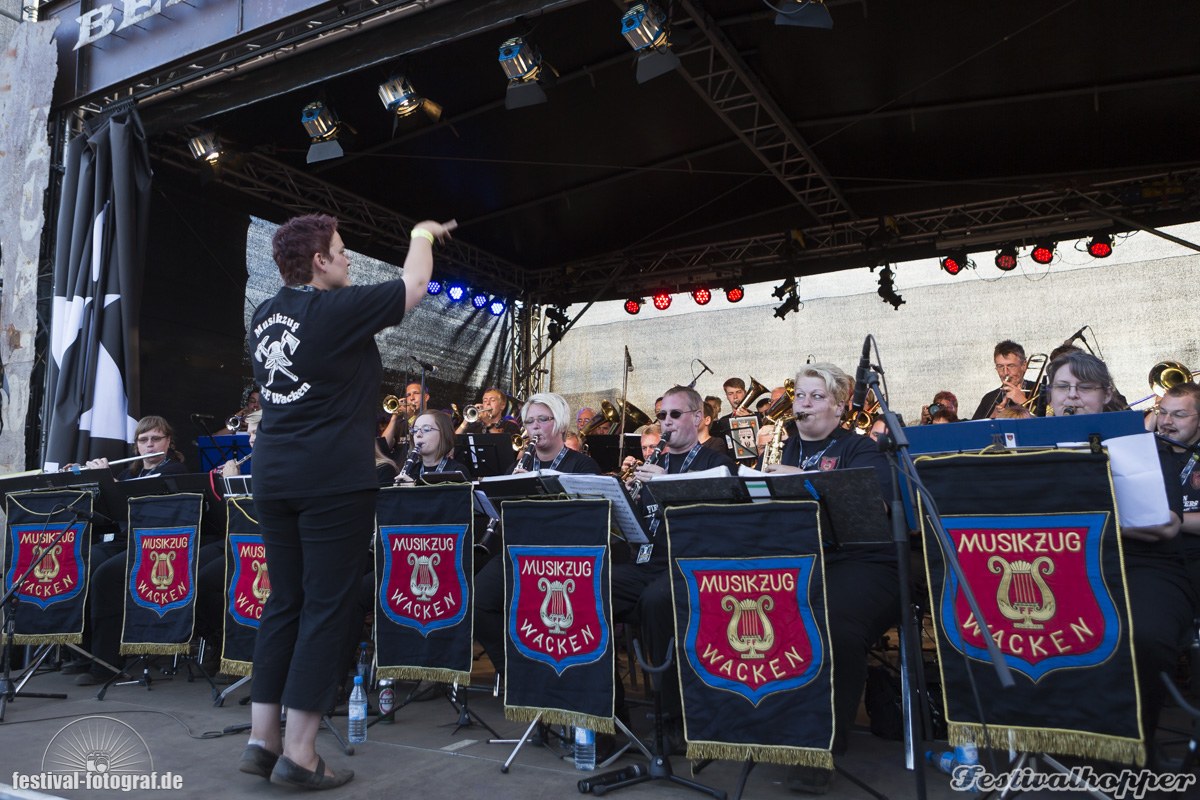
[455,434,517,478]
[585,434,643,474]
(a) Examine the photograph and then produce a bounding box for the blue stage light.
[489,298,507,316]
[427,280,443,295]
[447,283,467,302]
[471,292,489,310]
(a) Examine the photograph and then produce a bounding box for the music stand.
[196,434,251,471]
[455,434,517,478]
[585,435,643,474]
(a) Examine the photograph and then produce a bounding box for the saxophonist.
[472,393,601,676]
[761,363,897,794]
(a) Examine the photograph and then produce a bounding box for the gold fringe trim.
[685,741,833,769]
[120,642,189,656]
[13,633,81,645]
[503,705,615,735]
[220,658,253,677]
[376,666,471,686]
[948,723,1145,767]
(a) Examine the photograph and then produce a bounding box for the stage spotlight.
[187,132,221,164]
[1086,234,1113,258]
[446,283,467,302]
[774,0,833,29]
[621,3,680,84]
[499,37,549,110]
[994,245,1018,272]
[471,291,490,310]
[939,252,969,276]
[545,306,570,327]
[377,75,443,121]
[489,298,507,316]
[624,298,642,315]
[301,101,344,164]
[427,280,443,295]
[651,291,672,311]
[877,266,905,310]
[691,287,712,306]
[771,276,797,300]
[1030,243,1055,265]
[725,286,745,303]
[773,294,801,320]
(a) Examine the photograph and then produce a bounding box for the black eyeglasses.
[655,408,698,421]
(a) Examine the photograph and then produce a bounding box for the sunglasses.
[655,408,698,421]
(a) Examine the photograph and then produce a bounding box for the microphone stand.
[863,365,1014,800]
[617,347,633,470]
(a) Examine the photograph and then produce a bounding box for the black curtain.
[44,107,151,470]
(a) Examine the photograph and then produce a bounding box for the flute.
[61,452,168,474]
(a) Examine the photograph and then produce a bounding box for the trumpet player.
[760,364,899,793]
[618,425,663,478]
[380,381,427,456]
[971,339,1042,420]
[455,387,519,435]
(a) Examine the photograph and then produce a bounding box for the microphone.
[1062,326,1087,347]
[411,356,439,374]
[851,335,872,413]
[190,413,216,422]
[696,358,713,376]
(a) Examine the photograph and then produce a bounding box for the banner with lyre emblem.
[120,493,204,655]
[374,484,474,685]
[917,449,1142,765]
[221,497,267,676]
[503,499,613,733]
[2,490,92,644]
[667,501,833,768]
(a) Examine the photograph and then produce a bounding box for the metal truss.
[527,166,1200,302]
[151,140,527,295]
[674,0,854,226]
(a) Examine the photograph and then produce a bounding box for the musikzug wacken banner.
[221,497,267,676]
[2,490,93,644]
[917,449,1143,765]
[120,493,204,655]
[375,484,475,685]
[503,499,614,733]
[667,501,834,768]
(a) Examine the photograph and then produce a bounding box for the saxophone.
[764,414,800,467]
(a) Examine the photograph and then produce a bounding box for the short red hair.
[272,214,338,286]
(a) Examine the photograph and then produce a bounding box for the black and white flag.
[44,109,150,470]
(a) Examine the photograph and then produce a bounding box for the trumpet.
[619,459,643,481]
[630,431,671,502]
[463,405,481,423]
[226,415,243,432]
[383,395,405,415]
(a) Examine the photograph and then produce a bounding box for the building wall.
[548,225,1200,423]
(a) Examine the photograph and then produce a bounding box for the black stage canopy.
[47,0,1200,304]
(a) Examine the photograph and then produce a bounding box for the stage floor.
[0,652,1192,799]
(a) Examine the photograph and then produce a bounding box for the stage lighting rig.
[301,101,347,164]
[774,0,833,28]
[378,75,443,122]
[499,37,555,110]
[624,298,643,315]
[488,298,507,316]
[994,245,1018,271]
[651,291,673,311]
[724,286,745,303]
[545,305,570,342]
[471,291,490,310]
[691,287,712,306]
[1030,242,1056,265]
[187,132,221,164]
[1086,234,1113,258]
[939,252,970,276]
[771,276,797,300]
[427,280,443,296]
[877,266,904,310]
[620,3,680,84]
[773,294,802,320]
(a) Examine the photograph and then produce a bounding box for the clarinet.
[401,443,423,479]
[518,434,541,472]
[629,431,671,502]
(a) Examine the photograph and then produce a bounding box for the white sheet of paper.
[1058,432,1170,528]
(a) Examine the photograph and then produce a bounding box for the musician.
[1153,381,1200,600]
[613,386,737,747]
[75,416,190,686]
[919,390,959,425]
[381,381,428,455]
[698,399,730,456]
[761,363,898,793]
[1048,351,1193,760]
[577,406,597,432]
[456,387,519,435]
[619,425,663,475]
[711,377,752,442]
[970,340,1042,420]
[241,212,454,789]
[226,385,262,432]
[394,410,473,483]
[473,393,601,674]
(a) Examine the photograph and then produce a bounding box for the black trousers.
[250,490,376,714]
[473,555,507,673]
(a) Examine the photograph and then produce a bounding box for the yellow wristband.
[411,229,435,245]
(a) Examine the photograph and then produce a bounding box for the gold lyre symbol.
[149,550,176,589]
[408,553,441,601]
[251,560,271,603]
[724,595,775,660]
[32,544,62,583]
[538,578,575,634]
[989,555,1056,630]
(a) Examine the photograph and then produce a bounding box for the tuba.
[581,400,620,436]
[736,377,769,414]
[618,400,652,430]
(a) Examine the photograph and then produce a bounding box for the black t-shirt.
[529,448,602,475]
[970,380,1040,420]
[249,280,407,499]
[700,435,731,457]
[464,418,521,436]
[1125,442,1192,565]
[118,458,189,481]
[414,456,475,481]
[637,444,737,566]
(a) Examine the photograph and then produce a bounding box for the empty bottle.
[348,675,368,744]
[574,726,596,771]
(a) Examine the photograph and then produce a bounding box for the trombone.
[1130,360,1200,407]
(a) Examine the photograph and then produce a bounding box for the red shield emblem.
[1190,470,1200,492]
[507,545,609,674]
[129,527,196,615]
[6,523,87,609]
[227,534,270,627]
[678,556,824,705]
[378,524,468,636]
[818,456,839,471]
[939,514,1118,681]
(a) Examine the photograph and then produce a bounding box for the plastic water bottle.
[574,727,596,771]
[348,676,368,744]
[925,750,957,775]
[954,742,980,792]
[356,641,370,679]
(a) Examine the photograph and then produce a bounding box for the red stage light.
[1030,243,1055,265]
[725,286,744,303]
[994,246,1018,271]
[652,291,672,311]
[940,254,967,276]
[1086,235,1113,259]
[691,287,712,305]
[624,298,641,315]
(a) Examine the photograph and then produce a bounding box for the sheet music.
[649,465,732,482]
[554,473,649,544]
[478,469,563,483]
[473,489,499,520]
[1057,432,1171,528]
